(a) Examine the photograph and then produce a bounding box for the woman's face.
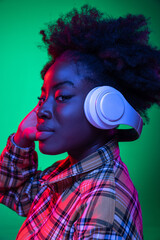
[36,58,107,159]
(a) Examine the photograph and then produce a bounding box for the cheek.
[53,101,97,144]
[61,108,94,141]
[55,106,94,146]
[55,101,86,124]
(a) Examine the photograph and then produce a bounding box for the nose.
[37,101,52,119]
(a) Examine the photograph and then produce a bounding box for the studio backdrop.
[0,0,160,239]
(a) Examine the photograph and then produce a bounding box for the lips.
[36,125,55,140]
[36,131,54,141]
[36,124,55,131]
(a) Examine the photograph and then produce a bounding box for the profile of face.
[36,56,109,160]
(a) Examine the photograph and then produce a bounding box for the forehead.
[43,60,80,87]
[42,59,95,91]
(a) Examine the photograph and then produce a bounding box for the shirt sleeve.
[72,176,123,240]
[72,190,126,240]
[0,133,42,216]
[72,170,143,240]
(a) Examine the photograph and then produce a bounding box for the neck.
[68,133,115,165]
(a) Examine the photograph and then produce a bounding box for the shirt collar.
[40,138,119,187]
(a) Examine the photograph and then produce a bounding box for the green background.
[0,0,160,239]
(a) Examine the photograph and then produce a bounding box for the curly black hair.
[39,4,160,123]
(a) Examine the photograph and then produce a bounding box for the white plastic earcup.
[84,86,143,137]
[97,91,125,122]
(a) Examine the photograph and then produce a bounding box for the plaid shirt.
[0,133,143,239]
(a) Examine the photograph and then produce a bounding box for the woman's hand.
[14,105,39,148]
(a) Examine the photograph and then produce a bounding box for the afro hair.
[39,5,160,123]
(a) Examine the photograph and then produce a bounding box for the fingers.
[19,105,38,131]
[27,104,39,118]
[23,127,38,142]
[32,104,39,113]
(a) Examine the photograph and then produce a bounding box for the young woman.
[0,5,160,239]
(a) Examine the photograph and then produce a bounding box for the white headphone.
[84,86,143,139]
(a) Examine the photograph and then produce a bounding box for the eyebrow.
[41,80,75,91]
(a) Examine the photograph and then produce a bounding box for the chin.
[38,141,64,155]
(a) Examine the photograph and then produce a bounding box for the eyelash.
[37,95,72,105]
[56,95,72,102]
[37,97,45,105]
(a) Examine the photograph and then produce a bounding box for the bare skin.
[14,106,38,148]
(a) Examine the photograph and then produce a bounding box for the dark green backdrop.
[0,0,160,239]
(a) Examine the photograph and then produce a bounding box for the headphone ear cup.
[96,91,125,123]
[84,87,107,129]
[84,86,125,129]
[84,86,143,138]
